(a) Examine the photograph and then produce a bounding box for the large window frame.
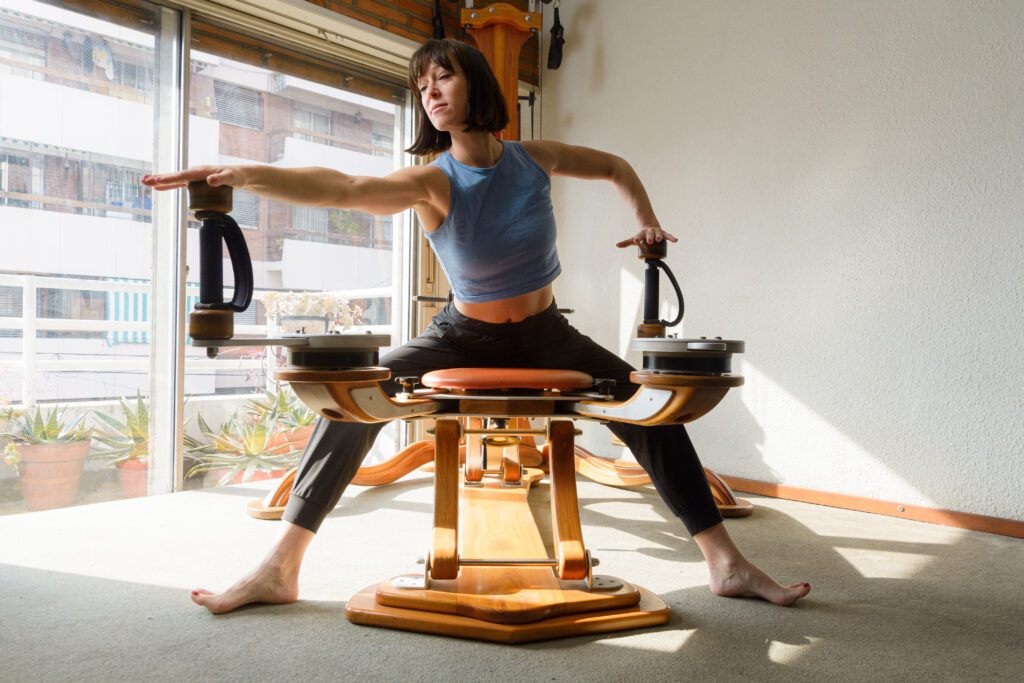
[2,0,418,498]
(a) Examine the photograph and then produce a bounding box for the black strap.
[432,0,445,39]
[548,5,565,69]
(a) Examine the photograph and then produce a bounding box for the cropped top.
[426,141,561,303]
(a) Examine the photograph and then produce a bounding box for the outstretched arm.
[142,164,438,217]
[521,140,676,248]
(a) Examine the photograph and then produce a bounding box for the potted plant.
[91,393,149,498]
[185,406,304,487]
[2,405,93,511]
[260,290,363,334]
[244,384,317,454]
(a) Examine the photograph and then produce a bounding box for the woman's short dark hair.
[406,39,509,156]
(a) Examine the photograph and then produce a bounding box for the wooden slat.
[430,419,460,580]
[463,416,483,483]
[548,420,586,581]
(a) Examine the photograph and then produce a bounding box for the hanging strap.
[547,2,565,69]
[432,0,445,39]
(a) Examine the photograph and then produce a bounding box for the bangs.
[408,42,456,91]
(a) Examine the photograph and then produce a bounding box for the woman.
[144,39,810,613]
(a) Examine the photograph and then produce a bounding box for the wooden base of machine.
[345,583,669,644]
[573,446,754,517]
[343,436,672,643]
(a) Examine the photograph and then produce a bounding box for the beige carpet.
[1,473,1020,682]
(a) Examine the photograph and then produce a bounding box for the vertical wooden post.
[430,418,461,580]
[461,3,541,141]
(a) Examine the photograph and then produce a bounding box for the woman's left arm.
[521,140,676,248]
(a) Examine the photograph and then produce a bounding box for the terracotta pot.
[15,441,90,511]
[116,459,149,498]
[268,425,315,454]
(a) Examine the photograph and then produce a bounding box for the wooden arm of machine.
[274,367,440,423]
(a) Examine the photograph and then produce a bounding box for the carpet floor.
[1,473,1020,682]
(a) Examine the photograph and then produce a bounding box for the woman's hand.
[615,225,677,248]
[142,166,246,192]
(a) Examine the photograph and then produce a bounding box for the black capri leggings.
[283,301,723,537]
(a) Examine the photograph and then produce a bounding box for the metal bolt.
[897,506,905,512]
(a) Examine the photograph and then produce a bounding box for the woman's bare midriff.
[454,284,554,323]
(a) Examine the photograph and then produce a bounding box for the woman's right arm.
[141,164,438,216]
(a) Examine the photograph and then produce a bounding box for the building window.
[292,205,330,235]
[293,104,332,143]
[0,153,32,207]
[213,79,262,129]
[372,130,393,158]
[112,59,153,91]
[232,189,259,228]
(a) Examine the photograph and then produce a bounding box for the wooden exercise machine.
[186,178,749,642]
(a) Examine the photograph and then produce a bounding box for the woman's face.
[417,59,468,133]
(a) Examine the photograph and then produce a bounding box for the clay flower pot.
[115,459,149,498]
[15,441,90,511]
[268,424,315,454]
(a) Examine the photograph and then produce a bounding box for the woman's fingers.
[141,167,236,191]
[615,227,678,248]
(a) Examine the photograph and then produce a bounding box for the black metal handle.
[654,259,684,328]
[194,211,253,313]
[639,241,684,329]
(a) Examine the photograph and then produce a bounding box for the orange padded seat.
[421,367,593,391]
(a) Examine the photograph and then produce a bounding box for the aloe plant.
[185,407,303,486]
[244,385,316,429]
[2,405,93,465]
[91,393,149,466]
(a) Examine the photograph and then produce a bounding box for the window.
[232,189,259,228]
[0,153,31,207]
[293,104,332,143]
[0,0,412,514]
[212,79,262,129]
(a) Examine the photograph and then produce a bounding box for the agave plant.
[244,384,316,429]
[91,393,149,466]
[2,405,93,465]
[185,407,303,486]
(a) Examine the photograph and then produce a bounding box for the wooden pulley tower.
[461,2,541,141]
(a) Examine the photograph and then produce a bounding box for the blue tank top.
[427,141,561,303]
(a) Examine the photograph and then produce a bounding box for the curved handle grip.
[218,214,253,312]
[638,240,684,329]
[654,259,684,328]
[195,212,253,312]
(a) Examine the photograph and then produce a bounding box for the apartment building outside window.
[0,0,411,515]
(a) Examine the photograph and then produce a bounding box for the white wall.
[542,0,1024,520]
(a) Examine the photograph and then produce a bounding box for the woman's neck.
[448,131,503,168]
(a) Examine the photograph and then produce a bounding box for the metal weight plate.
[631,337,745,376]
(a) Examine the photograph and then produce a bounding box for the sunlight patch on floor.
[832,547,937,579]
[585,500,670,523]
[768,636,822,664]
[601,627,696,653]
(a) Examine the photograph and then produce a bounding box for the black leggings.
[283,301,723,537]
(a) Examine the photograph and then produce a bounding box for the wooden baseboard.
[719,476,1024,539]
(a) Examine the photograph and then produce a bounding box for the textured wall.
[542,0,1024,519]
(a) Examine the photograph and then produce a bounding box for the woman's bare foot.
[694,521,810,607]
[191,521,313,614]
[708,556,810,606]
[191,558,299,614]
